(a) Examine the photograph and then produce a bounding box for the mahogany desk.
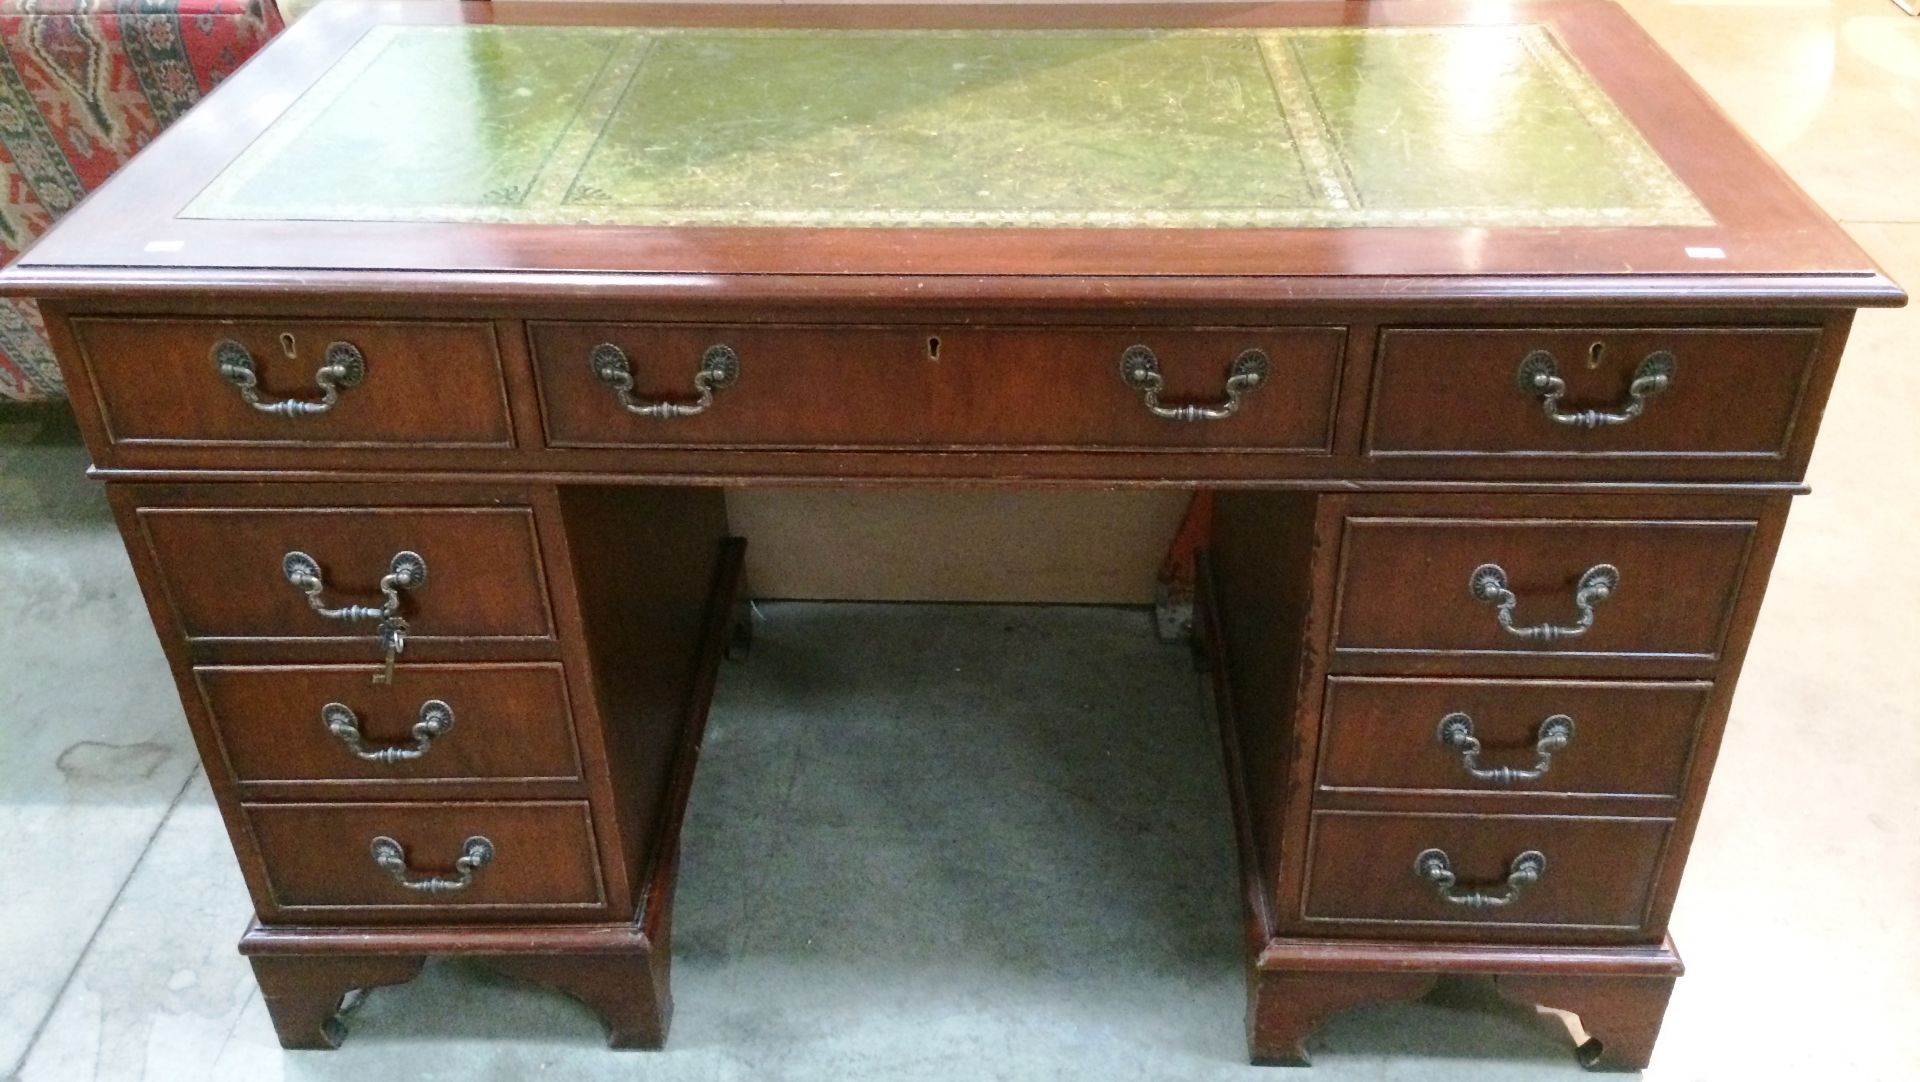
[2,0,1902,1069]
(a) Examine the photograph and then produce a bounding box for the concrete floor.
[4,0,1920,1078]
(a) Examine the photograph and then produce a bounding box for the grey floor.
[1,408,1621,1081]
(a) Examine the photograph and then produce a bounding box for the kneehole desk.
[2,0,1902,1068]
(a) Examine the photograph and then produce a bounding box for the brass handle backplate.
[1436,711,1574,784]
[1470,562,1618,644]
[1415,848,1546,909]
[1516,349,1674,429]
[369,835,493,893]
[324,699,453,764]
[213,338,366,417]
[591,342,739,418]
[1119,345,1270,421]
[282,549,425,623]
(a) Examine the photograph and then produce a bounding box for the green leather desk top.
[187,24,1707,230]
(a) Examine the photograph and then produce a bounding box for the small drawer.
[1302,811,1671,931]
[196,663,581,787]
[1332,516,1756,663]
[1317,677,1711,799]
[73,318,513,448]
[244,800,604,919]
[136,505,555,643]
[531,322,1344,451]
[1366,327,1822,459]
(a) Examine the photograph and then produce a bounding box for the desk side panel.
[556,486,729,914]
[1209,492,1337,923]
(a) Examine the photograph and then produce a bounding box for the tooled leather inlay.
[185,25,1709,229]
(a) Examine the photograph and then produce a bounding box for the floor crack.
[5,764,203,1079]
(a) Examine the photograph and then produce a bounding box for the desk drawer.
[1302,811,1670,932]
[74,318,512,448]
[1317,677,1710,799]
[196,663,580,787]
[531,323,1343,450]
[244,800,605,919]
[1366,327,1821,459]
[136,506,555,643]
[1332,516,1756,663]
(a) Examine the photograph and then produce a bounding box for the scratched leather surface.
[187,25,1708,229]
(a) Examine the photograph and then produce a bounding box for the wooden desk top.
[2,0,1899,307]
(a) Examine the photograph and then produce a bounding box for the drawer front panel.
[138,506,554,642]
[75,318,512,448]
[245,801,604,916]
[531,323,1343,450]
[1332,516,1756,661]
[1302,811,1671,931]
[1318,677,1711,799]
[196,663,580,786]
[1366,327,1821,458]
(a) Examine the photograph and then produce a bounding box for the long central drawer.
[530,323,1345,450]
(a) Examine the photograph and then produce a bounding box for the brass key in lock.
[375,617,409,685]
[280,549,425,684]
